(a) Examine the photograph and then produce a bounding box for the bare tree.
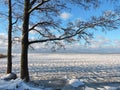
[6,0,20,74]
[19,0,120,82]
[0,0,21,75]
[0,0,14,74]
[7,0,12,74]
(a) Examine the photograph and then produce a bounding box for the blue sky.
[58,1,120,53]
[0,1,120,53]
[60,1,120,40]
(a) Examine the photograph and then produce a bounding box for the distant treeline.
[0,54,7,58]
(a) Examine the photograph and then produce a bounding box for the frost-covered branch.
[28,12,120,45]
[29,0,50,13]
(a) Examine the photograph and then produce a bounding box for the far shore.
[0,54,7,58]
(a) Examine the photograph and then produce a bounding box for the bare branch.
[30,0,37,7]
[29,21,56,30]
[12,18,19,25]
[28,15,120,45]
[28,0,50,13]
[30,29,50,38]
[29,22,62,37]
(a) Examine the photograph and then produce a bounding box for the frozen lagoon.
[0,53,120,89]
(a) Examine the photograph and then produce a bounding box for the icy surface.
[68,79,84,87]
[0,53,120,89]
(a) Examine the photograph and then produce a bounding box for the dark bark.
[7,0,12,74]
[20,0,30,82]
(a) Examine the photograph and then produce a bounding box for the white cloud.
[87,36,112,49]
[28,36,120,53]
[1,31,120,53]
[0,33,7,52]
[113,39,120,48]
[0,33,7,40]
[60,12,72,20]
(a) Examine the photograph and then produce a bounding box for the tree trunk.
[20,0,30,82]
[7,0,12,74]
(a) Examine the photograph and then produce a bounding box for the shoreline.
[0,54,7,58]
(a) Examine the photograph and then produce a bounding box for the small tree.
[6,0,19,74]
[7,0,12,74]
[0,0,21,74]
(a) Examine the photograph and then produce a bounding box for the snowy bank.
[1,73,17,81]
[0,78,41,90]
[62,79,85,90]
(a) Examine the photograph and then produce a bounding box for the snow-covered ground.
[0,53,120,90]
[0,78,41,90]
